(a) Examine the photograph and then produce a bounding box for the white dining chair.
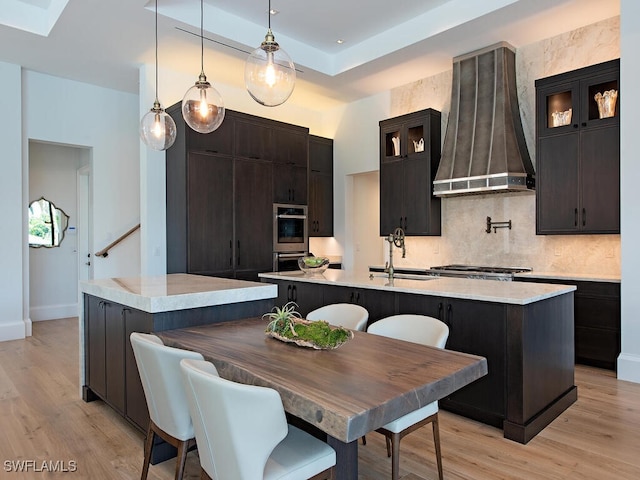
[130,332,203,480]
[367,314,449,480]
[179,358,336,480]
[306,303,369,331]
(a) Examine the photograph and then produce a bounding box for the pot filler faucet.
[384,227,406,280]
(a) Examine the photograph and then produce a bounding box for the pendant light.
[140,0,177,151]
[182,0,225,133]
[245,0,296,107]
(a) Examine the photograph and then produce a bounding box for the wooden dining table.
[158,317,488,480]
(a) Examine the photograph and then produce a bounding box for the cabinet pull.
[582,208,586,227]
[292,285,298,303]
[574,208,578,227]
[287,284,292,301]
[437,302,443,321]
[349,292,354,303]
[573,124,578,128]
[581,122,587,127]
[447,303,452,330]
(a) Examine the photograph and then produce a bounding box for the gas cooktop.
[429,264,532,274]
[426,264,532,280]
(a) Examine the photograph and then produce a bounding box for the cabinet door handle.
[582,208,586,227]
[404,216,408,230]
[229,240,233,267]
[287,284,292,301]
[581,122,587,127]
[437,302,443,321]
[349,292,354,303]
[574,208,578,227]
[573,124,578,129]
[292,285,297,303]
[447,303,452,330]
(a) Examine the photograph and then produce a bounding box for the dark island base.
[503,386,578,444]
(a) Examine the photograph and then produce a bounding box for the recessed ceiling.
[1,0,69,36]
[0,0,620,110]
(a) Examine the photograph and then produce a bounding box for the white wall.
[23,71,141,281]
[0,61,25,341]
[28,141,88,321]
[0,66,141,341]
[618,0,640,382]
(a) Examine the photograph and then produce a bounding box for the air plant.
[263,301,301,337]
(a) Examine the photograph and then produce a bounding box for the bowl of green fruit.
[298,255,330,275]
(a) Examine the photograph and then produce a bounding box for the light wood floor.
[1,318,639,479]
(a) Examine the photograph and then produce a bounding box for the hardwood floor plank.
[1,318,639,479]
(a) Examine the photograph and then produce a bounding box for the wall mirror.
[28,197,69,248]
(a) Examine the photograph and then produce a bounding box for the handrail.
[95,224,140,258]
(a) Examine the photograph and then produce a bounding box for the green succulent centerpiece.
[263,302,353,350]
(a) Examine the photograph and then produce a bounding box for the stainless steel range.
[426,264,532,281]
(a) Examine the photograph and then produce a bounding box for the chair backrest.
[180,358,289,480]
[130,332,203,440]
[367,314,449,348]
[306,303,369,331]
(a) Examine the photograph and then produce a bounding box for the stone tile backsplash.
[389,16,621,277]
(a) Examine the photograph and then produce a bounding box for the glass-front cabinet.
[535,59,620,235]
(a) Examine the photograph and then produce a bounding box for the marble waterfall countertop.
[80,273,277,313]
[259,270,575,305]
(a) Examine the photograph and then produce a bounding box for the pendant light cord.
[154,0,159,104]
[268,0,271,29]
[200,0,205,77]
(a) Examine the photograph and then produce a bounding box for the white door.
[77,165,92,284]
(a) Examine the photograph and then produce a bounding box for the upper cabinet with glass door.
[537,59,619,137]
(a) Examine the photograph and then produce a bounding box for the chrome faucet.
[384,227,406,280]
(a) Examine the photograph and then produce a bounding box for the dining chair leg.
[174,438,192,480]
[432,416,443,480]
[385,435,392,457]
[141,422,156,480]
[390,432,401,480]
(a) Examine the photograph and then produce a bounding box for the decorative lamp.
[245,0,296,107]
[182,0,225,133]
[140,0,177,151]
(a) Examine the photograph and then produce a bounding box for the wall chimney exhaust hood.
[434,42,535,197]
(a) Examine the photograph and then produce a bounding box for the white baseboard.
[0,320,27,342]
[30,303,79,322]
[617,353,640,384]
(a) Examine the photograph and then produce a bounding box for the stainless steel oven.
[273,251,307,272]
[273,204,308,252]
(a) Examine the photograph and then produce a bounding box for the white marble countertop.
[80,273,277,313]
[368,265,621,284]
[259,270,575,305]
[514,271,621,283]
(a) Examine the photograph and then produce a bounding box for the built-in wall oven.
[273,203,308,271]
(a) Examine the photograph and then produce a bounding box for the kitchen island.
[79,274,276,453]
[259,270,577,444]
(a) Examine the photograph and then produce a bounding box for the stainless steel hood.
[434,42,535,197]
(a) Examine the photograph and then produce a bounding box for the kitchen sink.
[369,273,436,281]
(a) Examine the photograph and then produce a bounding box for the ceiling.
[0,0,620,110]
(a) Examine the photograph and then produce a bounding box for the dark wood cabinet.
[85,296,149,422]
[516,276,620,370]
[379,109,441,236]
[535,59,620,234]
[260,276,577,443]
[272,126,309,204]
[309,135,334,237]
[83,293,275,434]
[166,105,310,280]
[234,158,273,280]
[397,294,507,425]
[186,152,234,277]
[270,279,325,316]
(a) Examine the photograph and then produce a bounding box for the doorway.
[28,141,91,322]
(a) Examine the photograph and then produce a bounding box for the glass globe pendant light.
[140,0,177,151]
[245,0,296,107]
[182,0,225,133]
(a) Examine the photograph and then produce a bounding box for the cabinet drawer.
[575,295,620,330]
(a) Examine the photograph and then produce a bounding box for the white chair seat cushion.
[381,401,438,434]
[264,425,336,480]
